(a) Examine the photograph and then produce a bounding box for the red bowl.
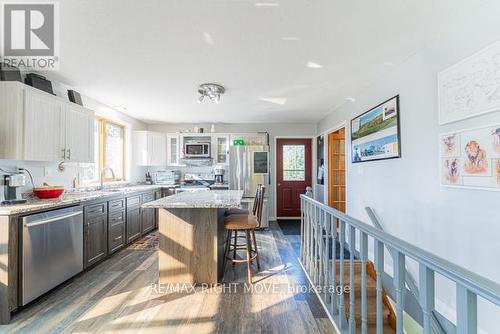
[33,187,65,199]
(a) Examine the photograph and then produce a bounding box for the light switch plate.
[44,166,50,177]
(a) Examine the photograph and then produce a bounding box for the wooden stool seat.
[225,207,250,216]
[224,214,258,229]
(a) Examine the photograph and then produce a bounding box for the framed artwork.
[351,95,401,163]
[439,124,500,190]
[438,40,500,125]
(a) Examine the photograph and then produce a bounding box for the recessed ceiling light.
[260,97,287,105]
[202,32,214,46]
[344,97,356,103]
[114,106,127,112]
[255,2,280,7]
[281,37,300,41]
[306,61,323,69]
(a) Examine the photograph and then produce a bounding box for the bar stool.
[222,185,265,283]
[224,186,260,216]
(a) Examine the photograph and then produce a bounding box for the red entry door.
[276,138,312,218]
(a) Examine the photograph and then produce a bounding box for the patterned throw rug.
[128,231,159,250]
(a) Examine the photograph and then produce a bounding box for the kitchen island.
[142,190,243,285]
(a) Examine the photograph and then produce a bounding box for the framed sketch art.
[351,95,401,163]
[440,124,500,190]
[438,40,500,125]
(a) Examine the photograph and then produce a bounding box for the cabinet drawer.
[143,192,154,203]
[109,199,125,212]
[85,202,107,218]
[108,222,125,253]
[126,195,141,208]
[109,210,125,226]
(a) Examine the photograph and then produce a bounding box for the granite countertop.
[142,190,243,209]
[0,184,166,216]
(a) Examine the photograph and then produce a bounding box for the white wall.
[317,2,500,332]
[147,122,318,219]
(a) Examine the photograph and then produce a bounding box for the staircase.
[335,260,396,333]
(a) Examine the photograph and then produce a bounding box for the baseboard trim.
[298,258,341,334]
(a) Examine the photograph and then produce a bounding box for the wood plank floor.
[0,221,336,334]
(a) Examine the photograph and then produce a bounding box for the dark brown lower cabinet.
[108,210,126,254]
[126,206,141,243]
[83,214,108,268]
[141,206,155,234]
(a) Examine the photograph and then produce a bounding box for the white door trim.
[273,135,316,220]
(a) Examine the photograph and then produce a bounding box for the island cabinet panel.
[84,203,109,269]
[158,208,220,284]
[126,195,142,243]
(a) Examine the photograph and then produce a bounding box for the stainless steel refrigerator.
[229,145,270,228]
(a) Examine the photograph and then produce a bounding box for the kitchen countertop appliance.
[153,170,181,185]
[184,140,211,158]
[1,172,27,204]
[229,145,270,228]
[21,206,83,305]
[213,165,225,184]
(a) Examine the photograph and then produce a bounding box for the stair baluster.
[338,220,347,329]
[348,226,356,333]
[360,232,368,334]
[456,285,477,334]
[419,263,435,334]
[330,216,338,315]
[394,252,406,334]
[375,240,384,334]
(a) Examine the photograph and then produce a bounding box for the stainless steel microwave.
[184,141,211,158]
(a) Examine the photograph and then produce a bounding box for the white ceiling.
[49,0,478,124]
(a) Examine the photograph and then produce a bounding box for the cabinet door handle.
[61,149,66,160]
[67,149,71,160]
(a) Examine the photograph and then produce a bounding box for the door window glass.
[283,145,305,181]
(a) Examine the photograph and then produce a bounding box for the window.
[96,117,126,181]
[282,145,305,181]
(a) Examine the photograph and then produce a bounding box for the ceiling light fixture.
[260,97,287,105]
[306,61,323,69]
[114,106,127,112]
[281,37,300,41]
[197,83,225,104]
[344,97,356,103]
[255,2,280,7]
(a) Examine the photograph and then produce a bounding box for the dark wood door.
[126,206,141,243]
[84,215,108,268]
[277,138,312,217]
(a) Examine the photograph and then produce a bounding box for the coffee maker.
[1,172,27,204]
[213,166,225,185]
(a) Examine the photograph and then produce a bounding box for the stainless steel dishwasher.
[21,206,83,305]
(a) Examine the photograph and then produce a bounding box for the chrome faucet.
[100,166,115,190]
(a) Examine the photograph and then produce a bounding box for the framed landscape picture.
[351,95,401,163]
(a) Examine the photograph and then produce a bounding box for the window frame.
[96,116,127,182]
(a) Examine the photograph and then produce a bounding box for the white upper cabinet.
[64,103,95,163]
[133,131,166,166]
[24,88,65,161]
[213,134,230,165]
[166,133,182,166]
[0,82,95,163]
